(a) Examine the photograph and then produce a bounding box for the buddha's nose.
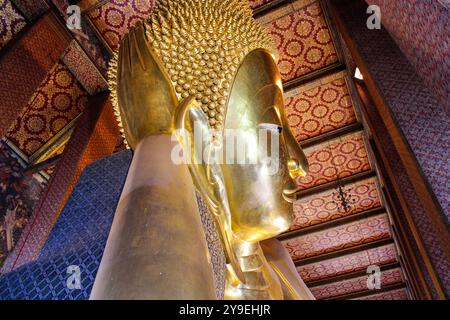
[287,158,307,180]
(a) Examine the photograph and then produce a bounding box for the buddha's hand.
[113,21,178,149]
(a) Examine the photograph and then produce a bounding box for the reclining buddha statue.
[90,0,314,300]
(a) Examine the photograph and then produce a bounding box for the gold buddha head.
[220,49,308,242]
[109,0,308,264]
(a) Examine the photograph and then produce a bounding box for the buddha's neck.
[225,239,283,300]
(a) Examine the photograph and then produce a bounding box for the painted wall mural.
[0,142,45,269]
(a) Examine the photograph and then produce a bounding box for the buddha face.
[220,49,308,242]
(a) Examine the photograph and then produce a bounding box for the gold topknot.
[144,0,276,130]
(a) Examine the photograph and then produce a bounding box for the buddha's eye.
[258,123,282,134]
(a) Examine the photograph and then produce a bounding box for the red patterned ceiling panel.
[310,267,403,299]
[0,0,26,50]
[6,61,88,156]
[297,243,398,283]
[291,177,381,230]
[88,0,155,51]
[285,72,357,141]
[283,213,391,261]
[258,0,338,82]
[296,131,371,189]
[354,288,409,300]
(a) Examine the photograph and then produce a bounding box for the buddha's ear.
[174,96,223,211]
[174,97,245,281]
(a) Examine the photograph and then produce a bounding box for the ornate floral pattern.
[297,243,398,283]
[296,131,371,189]
[6,61,88,156]
[291,177,381,230]
[310,268,403,299]
[285,72,356,141]
[283,214,391,261]
[0,0,26,51]
[258,0,338,82]
[88,0,155,50]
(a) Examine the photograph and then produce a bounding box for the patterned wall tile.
[297,243,397,283]
[88,0,155,51]
[0,150,132,299]
[0,14,70,136]
[310,267,403,299]
[61,40,108,95]
[355,288,409,300]
[1,95,116,273]
[367,0,449,108]
[286,72,357,141]
[6,61,89,156]
[296,131,371,189]
[0,0,27,50]
[258,0,338,82]
[292,177,381,230]
[283,213,391,261]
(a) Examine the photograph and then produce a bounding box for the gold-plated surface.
[108,21,178,149]
[261,238,315,300]
[106,0,310,300]
[90,135,217,300]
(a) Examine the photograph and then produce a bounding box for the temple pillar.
[90,134,217,300]
[1,93,119,273]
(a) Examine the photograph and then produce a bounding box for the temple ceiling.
[0,0,411,300]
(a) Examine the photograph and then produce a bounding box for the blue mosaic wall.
[0,150,132,299]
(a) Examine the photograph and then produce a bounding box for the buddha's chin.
[232,214,293,243]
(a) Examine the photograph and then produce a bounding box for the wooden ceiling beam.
[253,0,293,17]
[283,62,346,92]
[294,237,394,266]
[330,282,406,301]
[306,261,400,288]
[278,206,386,241]
[294,170,376,200]
[300,122,363,149]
